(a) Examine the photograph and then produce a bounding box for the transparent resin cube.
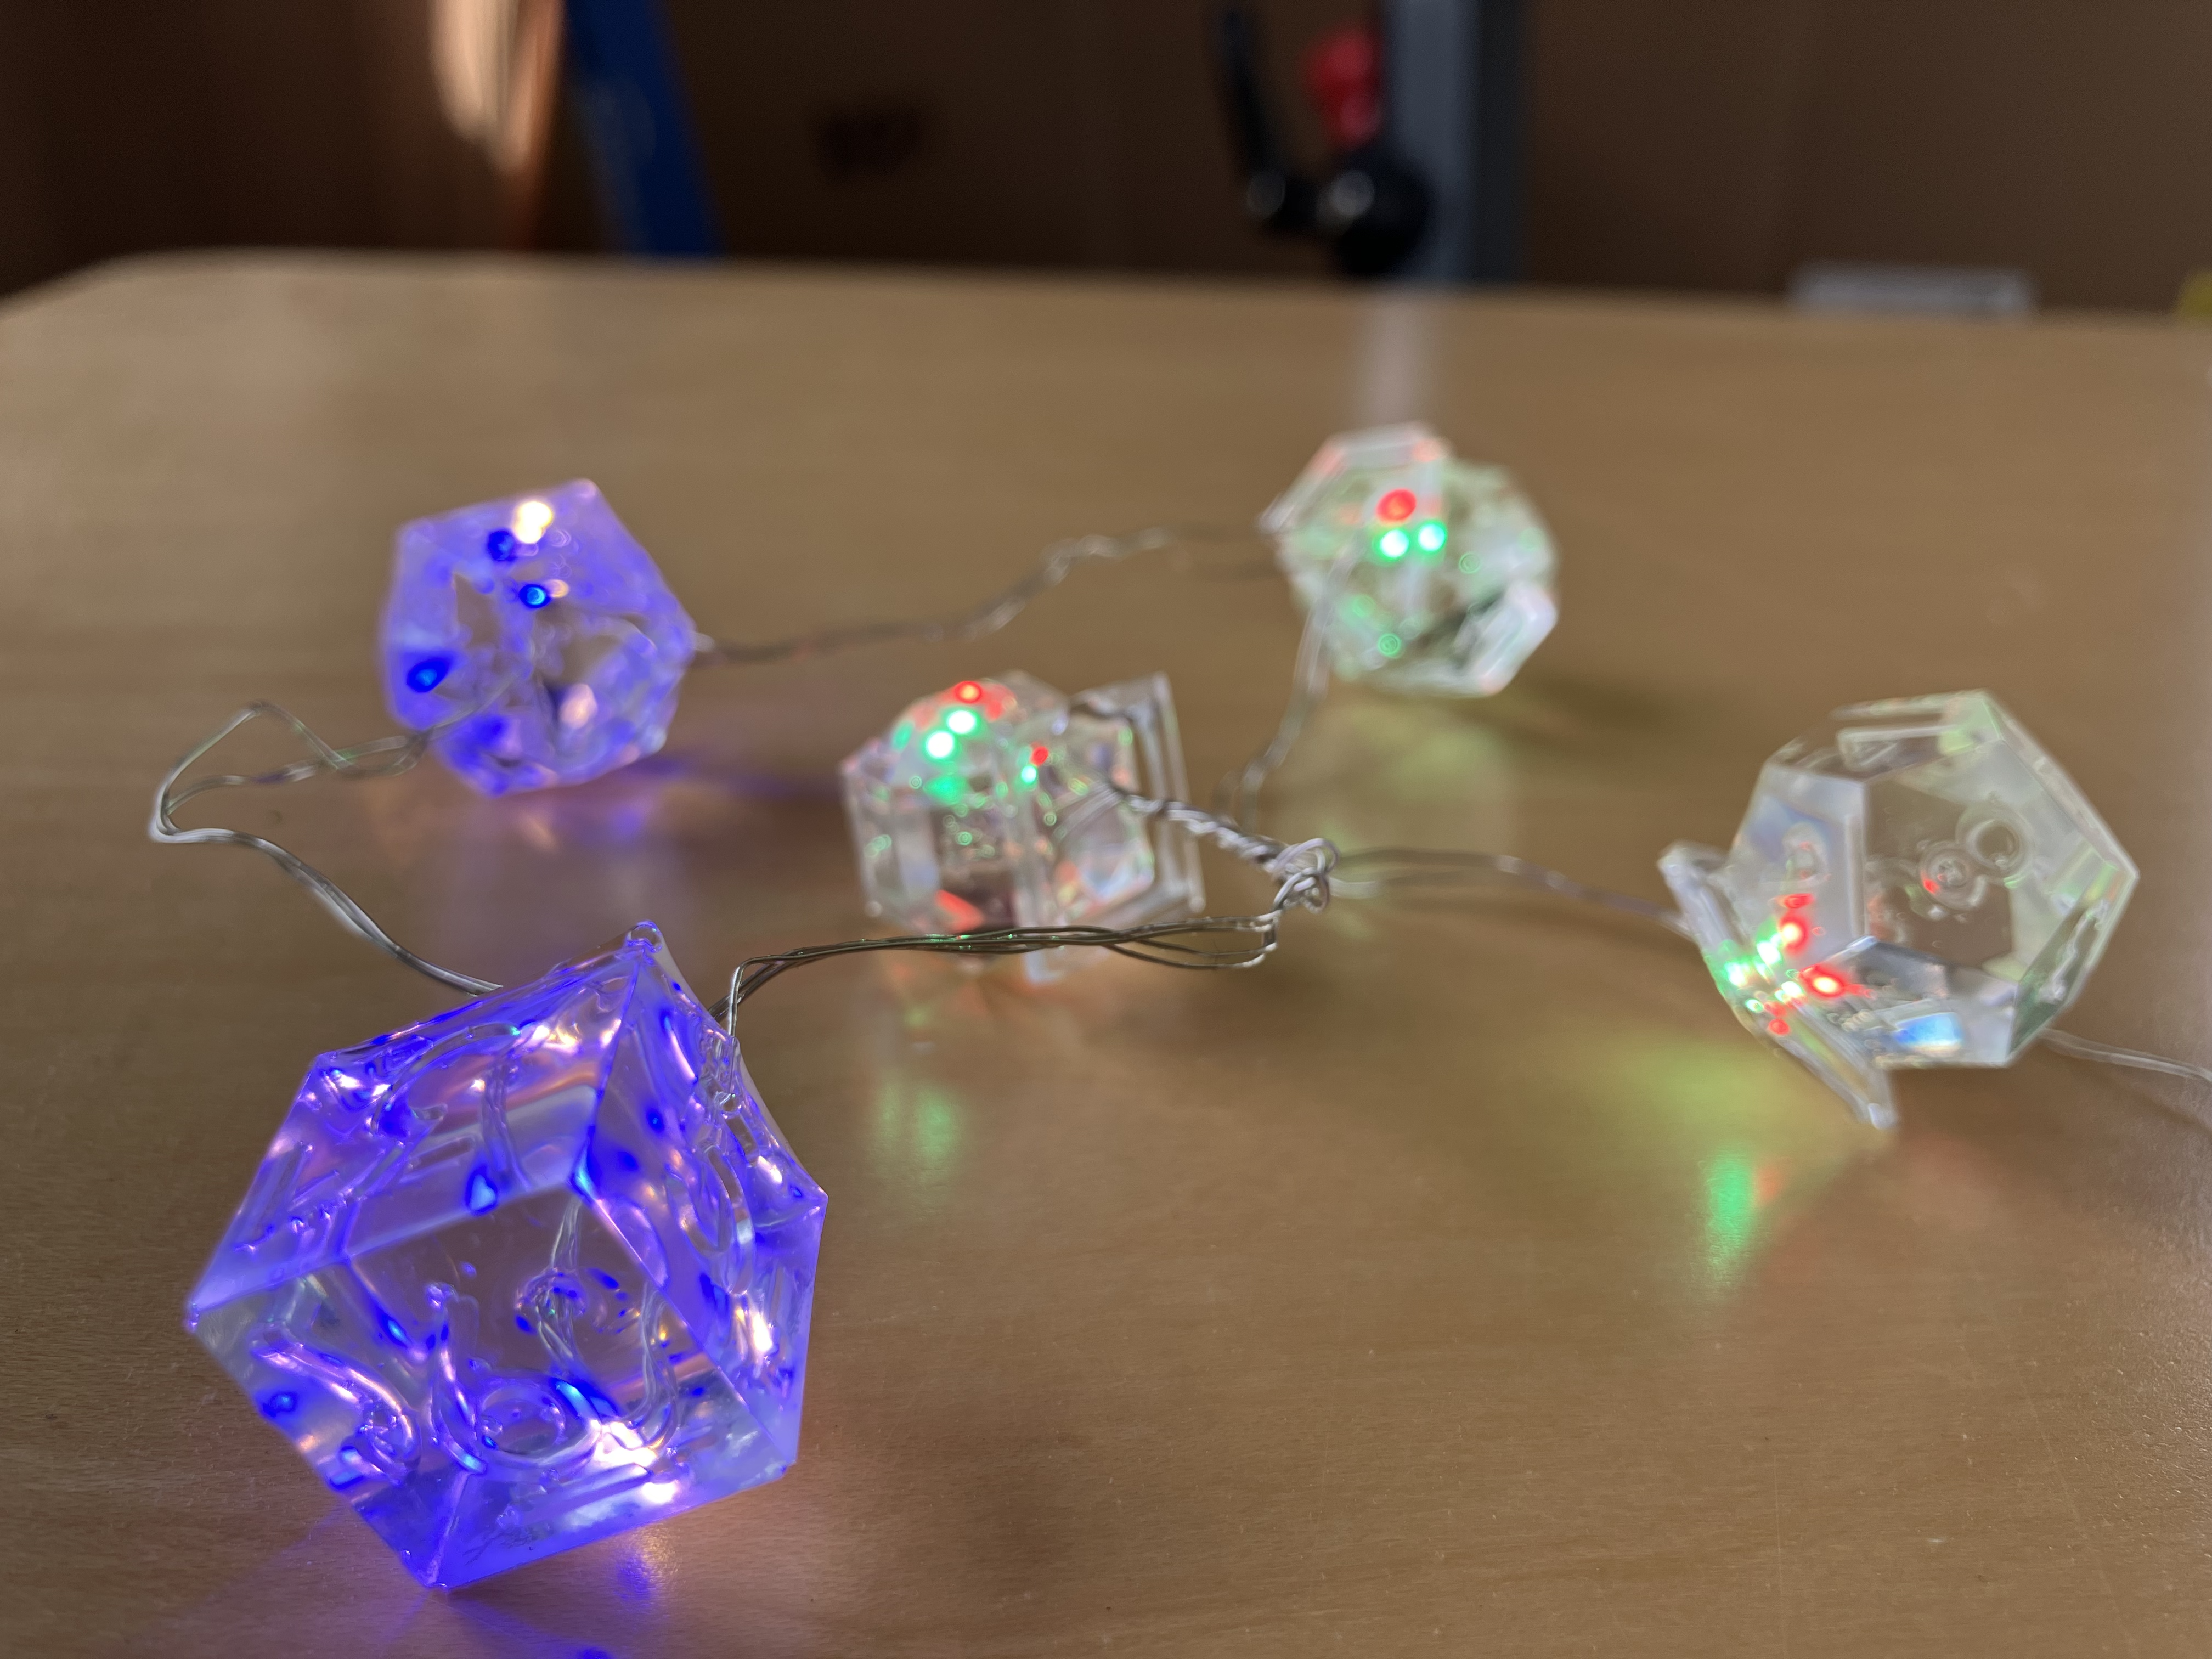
[1660,692,2136,1128]
[186,923,825,1588]
[1261,422,1556,695]
[381,481,696,795]
[840,672,1204,980]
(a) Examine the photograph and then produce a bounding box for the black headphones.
[1210,4,1432,278]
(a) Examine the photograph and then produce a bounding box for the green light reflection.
[1703,1148,1785,1290]
[872,1075,964,1200]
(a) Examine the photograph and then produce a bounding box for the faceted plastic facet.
[1261,422,1557,695]
[840,672,1204,980]
[1660,692,2136,1128]
[381,481,696,795]
[186,923,825,1588]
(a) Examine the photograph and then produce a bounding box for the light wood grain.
[4,253,2211,1657]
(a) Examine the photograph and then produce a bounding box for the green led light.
[1377,528,1410,560]
[1415,521,1447,552]
[1377,633,1403,657]
[944,707,980,736]
[1019,764,1037,785]
[923,730,956,760]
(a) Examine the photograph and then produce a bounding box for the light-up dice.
[1261,423,1556,695]
[840,672,1204,978]
[1660,692,2136,1128]
[186,923,825,1587]
[382,481,696,795]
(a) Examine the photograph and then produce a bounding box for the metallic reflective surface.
[6,256,2212,1655]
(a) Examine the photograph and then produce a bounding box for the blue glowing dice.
[186,923,826,1587]
[382,481,696,795]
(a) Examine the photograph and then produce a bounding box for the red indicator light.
[935,889,986,932]
[1776,917,1809,953]
[1767,1018,1791,1036]
[1376,488,1417,523]
[1029,745,1050,765]
[1804,969,1846,998]
[1781,892,1812,909]
[951,681,983,703]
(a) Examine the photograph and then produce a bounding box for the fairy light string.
[689,524,1242,667]
[150,523,2203,1113]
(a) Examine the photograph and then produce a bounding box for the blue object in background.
[185,923,828,1588]
[564,0,722,255]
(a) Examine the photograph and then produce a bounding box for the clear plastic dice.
[1661,691,2137,1127]
[1261,423,1557,695]
[840,672,1204,980]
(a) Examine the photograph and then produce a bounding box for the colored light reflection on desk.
[1704,1149,1788,1289]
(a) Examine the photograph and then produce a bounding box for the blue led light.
[1892,1013,1966,1054]
[486,528,517,561]
[405,657,450,694]
[517,583,551,609]
[465,1167,499,1212]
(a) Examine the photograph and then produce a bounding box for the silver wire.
[150,708,1345,1017]
[1216,547,1346,829]
[716,901,1304,1026]
[2040,1028,2212,1092]
[149,701,500,996]
[1116,791,1337,909]
[715,794,1340,1022]
[1329,846,1695,939]
[689,525,1242,667]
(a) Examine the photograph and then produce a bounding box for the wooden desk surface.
[6,255,2211,1658]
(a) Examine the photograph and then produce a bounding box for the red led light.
[951,681,984,703]
[1776,917,1809,953]
[935,889,986,932]
[1804,969,1845,998]
[1781,892,1812,909]
[1029,745,1050,765]
[1767,1018,1791,1036]
[1375,488,1417,523]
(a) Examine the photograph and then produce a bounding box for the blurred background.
[4,0,2210,313]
